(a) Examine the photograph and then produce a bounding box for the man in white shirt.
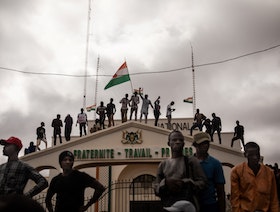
[166,101,175,130]
[76,108,88,137]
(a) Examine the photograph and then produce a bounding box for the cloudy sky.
[0,0,280,165]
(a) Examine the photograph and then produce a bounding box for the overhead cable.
[0,44,279,78]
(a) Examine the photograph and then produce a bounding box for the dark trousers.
[211,128,221,144]
[64,126,72,141]
[79,123,87,137]
[154,111,160,126]
[130,108,138,121]
[231,136,245,148]
[107,114,114,127]
[121,109,128,123]
[190,122,203,136]
[100,115,106,129]
[53,132,62,145]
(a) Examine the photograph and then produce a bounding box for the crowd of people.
[24,91,178,152]
[0,137,105,212]
[155,131,280,212]
[23,90,248,154]
[1,130,280,211]
[189,108,246,148]
[24,109,88,154]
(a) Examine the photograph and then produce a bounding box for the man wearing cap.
[0,137,48,197]
[154,130,207,211]
[45,150,106,212]
[193,132,226,212]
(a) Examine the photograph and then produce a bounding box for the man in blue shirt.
[193,132,226,212]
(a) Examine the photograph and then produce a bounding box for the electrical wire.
[0,44,279,78]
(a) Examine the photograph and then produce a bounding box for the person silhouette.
[36,122,47,151]
[129,91,140,121]
[166,101,175,130]
[28,141,36,153]
[120,94,129,123]
[202,118,212,138]
[52,114,63,145]
[154,96,161,126]
[139,93,154,124]
[231,120,245,148]
[106,98,116,127]
[76,108,88,137]
[190,109,206,136]
[96,101,107,129]
[64,114,73,141]
[211,113,222,144]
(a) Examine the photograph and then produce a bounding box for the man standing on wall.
[154,96,161,126]
[64,114,73,141]
[52,114,63,145]
[231,120,245,149]
[190,109,206,136]
[76,108,88,137]
[36,122,47,151]
[120,94,130,123]
[106,98,116,127]
[211,113,222,144]
[129,91,140,121]
[166,101,175,130]
[96,101,107,130]
[139,93,154,124]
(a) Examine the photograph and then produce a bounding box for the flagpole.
[190,42,196,116]
[93,56,100,121]
[126,60,134,94]
[83,0,92,109]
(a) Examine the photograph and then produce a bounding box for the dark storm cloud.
[1,0,280,165]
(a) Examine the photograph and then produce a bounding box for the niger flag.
[104,62,131,90]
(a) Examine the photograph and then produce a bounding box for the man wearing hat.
[0,136,48,197]
[45,150,106,212]
[193,132,226,212]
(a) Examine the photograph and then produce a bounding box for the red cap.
[0,136,23,150]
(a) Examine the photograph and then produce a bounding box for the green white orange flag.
[133,88,143,95]
[104,62,131,90]
[183,97,193,103]
[86,104,96,112]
